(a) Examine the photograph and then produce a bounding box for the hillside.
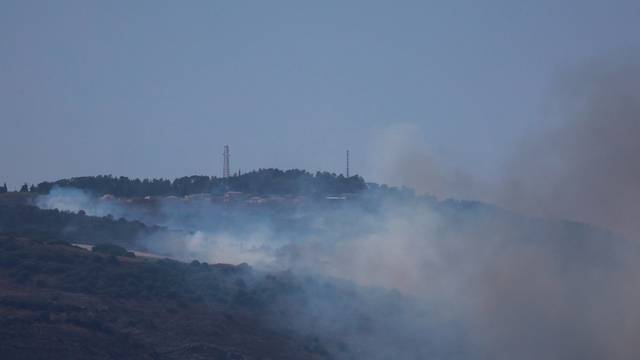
[0,235,330,359]
[0,233,458,360]
[1,174,638,359]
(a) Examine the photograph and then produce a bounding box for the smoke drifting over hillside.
[31,57,640,360]
[368,123,483,201]
[369,56,640,244]
[504,57,640,241]
[35,180,640,359]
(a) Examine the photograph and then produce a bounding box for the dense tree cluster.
[29,169,367,197]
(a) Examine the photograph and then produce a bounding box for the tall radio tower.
[223,145,230,178]
[346,150,350,177]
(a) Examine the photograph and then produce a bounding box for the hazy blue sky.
[2,1,639,189]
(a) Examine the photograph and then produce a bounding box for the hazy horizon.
[3,1,640,189]
[4,1,640,241]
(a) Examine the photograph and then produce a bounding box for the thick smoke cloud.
[282,198,640,359]
[338,57,640,359]
[369,57,640,243]
[503,57,640,241]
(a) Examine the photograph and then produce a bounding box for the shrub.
[92,243,135,258]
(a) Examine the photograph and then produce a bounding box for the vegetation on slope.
[27,169,367,197]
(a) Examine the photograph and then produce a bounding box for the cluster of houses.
[105,191,353,206]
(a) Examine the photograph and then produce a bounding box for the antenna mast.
[223,145,230,178]
[346,150,350,177]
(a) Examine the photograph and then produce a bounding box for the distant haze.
[3,1,640,238]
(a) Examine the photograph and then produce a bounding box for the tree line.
[24,169,367,197]
[0,204,161,247]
